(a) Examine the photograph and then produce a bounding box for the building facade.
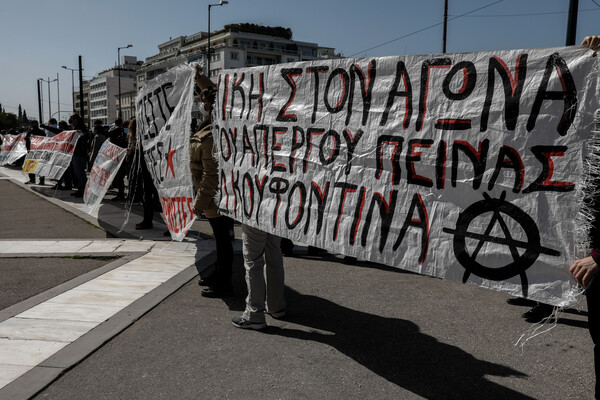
[116,90,137,122]
[72,56,141,127]
[137,24,340,90]
[73,81,90,127]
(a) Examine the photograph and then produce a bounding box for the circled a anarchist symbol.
[442,191,560,297]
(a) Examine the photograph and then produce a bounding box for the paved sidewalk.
[0,166,217,398]
[0,165,170,241]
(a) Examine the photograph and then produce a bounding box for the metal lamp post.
[117,44,133,120]
[207,0,228,79]
[39,77,57,121]
[62,66,77,112]
[37,79,43,123]
[56,72,60,121]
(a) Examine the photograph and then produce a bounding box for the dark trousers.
[587,277,600,398]
[58,164,74,189]
[28,174,44,184]
[72,155,87,195]
[140,159,157,224]
[113,163,127,198]
[207,216,234,289]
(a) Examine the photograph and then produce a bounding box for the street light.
[118,44,133,120]
[62,66,77,112]
[39,77,57,121]
[207,0,228,79]
[37,79,43,123]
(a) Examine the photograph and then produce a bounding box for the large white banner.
[22,131,81,179]
[215,46,600,306]
[0,134,27,165]
[136,64,196,241]
[84,141,127,211]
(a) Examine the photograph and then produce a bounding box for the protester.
[190,66,234,298]
[41,118,70,189]
[41,119,68,136]
[223,55,286,327]
[88,120,107,172]
[108,119,128,201]
[48,120,73,190]
[68,113,89,198]
[25,120,45,185]
[129,117,159,230]
[124,117,142,203]
[568,34,600,399]
[232,223,286,330]
[40,118,59,138]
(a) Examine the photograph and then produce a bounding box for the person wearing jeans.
[232,224,286,330]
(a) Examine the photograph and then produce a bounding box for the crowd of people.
[0,113,157,207]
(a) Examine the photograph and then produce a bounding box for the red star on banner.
[166,139,176,178]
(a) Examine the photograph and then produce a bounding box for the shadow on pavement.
[263,288,534,400]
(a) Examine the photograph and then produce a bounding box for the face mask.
[123,128,128,134]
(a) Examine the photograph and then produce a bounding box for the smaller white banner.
[0,134,27,166]
[84,141,127,211]
[22,131,81,179]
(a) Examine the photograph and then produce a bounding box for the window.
[231,52,239,60]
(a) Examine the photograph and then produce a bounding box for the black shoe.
[281,238,294,256]
[135,222,153,230]
[522,304,555,322]
[24,180,34,185]
[307,246,326,256]
[70,192,83,198]
[343,256,357,265]
[506,297,537,307]
[201,286,233,298]
[197,276,216,287]
[39,179,45,185]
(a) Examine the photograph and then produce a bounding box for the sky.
[1,0,599,122]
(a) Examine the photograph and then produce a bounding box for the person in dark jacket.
[108,119,128,201]
[68,113,90,198]
[25,120,45,185]
[88,120,107,172]
[190,66,234,298]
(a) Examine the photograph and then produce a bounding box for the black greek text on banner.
[215,46,600,306]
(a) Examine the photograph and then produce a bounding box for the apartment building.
[116,90,137,122]
[137,23,340,90]
[72,56,141,127]
[73,82,90,127]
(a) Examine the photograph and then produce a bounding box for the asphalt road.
[33,252,593,400]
